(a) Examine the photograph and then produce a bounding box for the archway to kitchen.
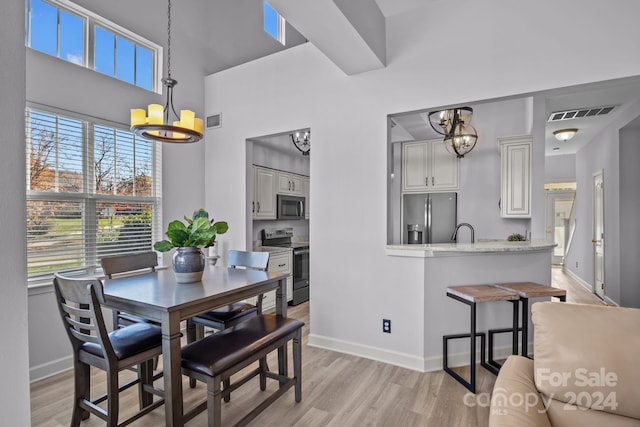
[245,129,311,308]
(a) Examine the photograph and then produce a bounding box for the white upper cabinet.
[499,135,532,218]
[253,166,277,220]
[402,140,459,192]
[277,171,303,196]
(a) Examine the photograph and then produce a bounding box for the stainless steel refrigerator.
[402,193,457,244]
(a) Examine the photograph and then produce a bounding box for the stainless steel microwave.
[277,195,305,220]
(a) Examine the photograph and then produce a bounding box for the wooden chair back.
[101,251,158,278]
[228,250,269,271]
[53,274,115,360]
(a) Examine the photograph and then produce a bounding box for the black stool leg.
[521,297,529,358]
[470,301,476,393]
[443,332,485,394]
[512,299,519,355]
[442,295,481,393]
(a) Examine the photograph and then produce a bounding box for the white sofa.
[489,301,640,427]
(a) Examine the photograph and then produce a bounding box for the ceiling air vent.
[206,113,221,129]
[548,105,617,122]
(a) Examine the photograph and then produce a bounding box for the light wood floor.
[30,268,603,427]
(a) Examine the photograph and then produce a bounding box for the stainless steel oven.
[277,195,305,220]
[292,246,309,305]
[262,228,310,305]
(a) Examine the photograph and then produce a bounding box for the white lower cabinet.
[260,251,293,312]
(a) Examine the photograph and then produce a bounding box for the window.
[263,1,285,45]
[26,105,162,284]
[26,0,160,92]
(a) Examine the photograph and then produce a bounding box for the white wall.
[0,1,31,424]
[546,154,577,182]
[204,0,640,361]
[566,100,640,305]
[26,0,208,380]
[619,127,640,308]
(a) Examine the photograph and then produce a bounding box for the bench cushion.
[182,314,303,377]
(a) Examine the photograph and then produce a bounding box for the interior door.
[545,190,575,265]
[593,170,605,299]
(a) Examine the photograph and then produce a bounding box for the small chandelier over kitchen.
[130,0,203,143]
[291,130,310,156]
[427,106,478,158]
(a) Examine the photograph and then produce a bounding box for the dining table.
[103,263,289,427]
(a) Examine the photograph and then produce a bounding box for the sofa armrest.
[489,355,552,427]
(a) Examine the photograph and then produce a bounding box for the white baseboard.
[308,334,518,373]
[30,355,73,383]
[563,267,619,306]
[563,267,592,292]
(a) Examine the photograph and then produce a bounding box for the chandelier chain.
[166,0,172,78]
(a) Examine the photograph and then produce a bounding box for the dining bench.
[181,313,303,426]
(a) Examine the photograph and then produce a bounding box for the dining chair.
[186,250,269,388]
[53,273,164,427]
[100,251,158,329]
[188,250,269,335]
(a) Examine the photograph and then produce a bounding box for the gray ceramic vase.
[172,247,205,283]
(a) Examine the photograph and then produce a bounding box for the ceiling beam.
[269,0,386,75]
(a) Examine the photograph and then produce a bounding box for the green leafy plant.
[153,208,228,252]
[507,233,526,241]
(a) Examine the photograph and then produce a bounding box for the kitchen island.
[386,240,555,371]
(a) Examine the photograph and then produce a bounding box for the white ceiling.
[374,0,433,18]
[100,0,638,157]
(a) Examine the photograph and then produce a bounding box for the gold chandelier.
[130,0,203,143]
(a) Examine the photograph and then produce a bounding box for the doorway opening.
[544,182,576,266]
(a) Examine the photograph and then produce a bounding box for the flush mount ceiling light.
[553,128,578,142]
[427,106,478,158]
[130,0,203,143]
[290,131,310,156]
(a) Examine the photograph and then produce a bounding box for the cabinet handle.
[432,176,435,186]
[257,202,260,213]
[278,263,286,267]
[425,177,428,186]
[289,181,292,191]
[252,201,255,213]
[292,181,295,191]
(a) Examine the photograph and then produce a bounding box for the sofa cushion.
[545,398,640,427]
[532,302,640,420]
[489,355,552,427]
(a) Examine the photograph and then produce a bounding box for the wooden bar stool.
[444,285,519,393]
[492,282,566,358]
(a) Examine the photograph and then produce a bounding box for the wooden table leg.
[162,312,184,427]
[276,277,288,386]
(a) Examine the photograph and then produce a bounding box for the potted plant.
[154,209,229,283]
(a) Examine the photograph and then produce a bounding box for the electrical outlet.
[383,319,391,333]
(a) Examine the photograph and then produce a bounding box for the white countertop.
[386,240,556,258]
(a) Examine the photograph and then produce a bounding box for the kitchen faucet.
[451,223,475,243]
